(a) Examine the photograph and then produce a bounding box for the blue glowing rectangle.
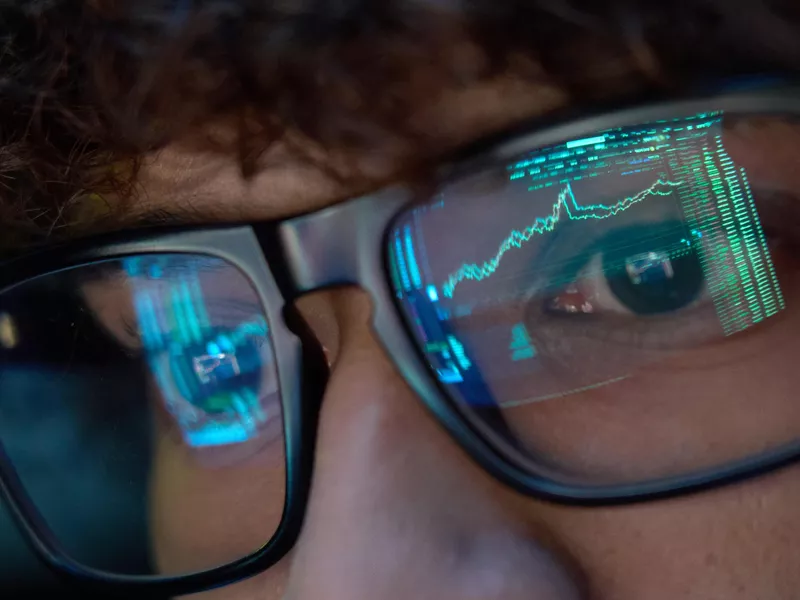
[185,425,250,447]
[437,366,464,384]
[511,347,536,361]
[566,135,607,149]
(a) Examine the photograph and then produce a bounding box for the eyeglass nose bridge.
[277,186,413,295]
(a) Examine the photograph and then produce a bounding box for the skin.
[75,48,800,600]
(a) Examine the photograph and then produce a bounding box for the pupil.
[602,225,704,315]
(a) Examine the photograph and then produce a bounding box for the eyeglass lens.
[389,111,800,486]
[0,254,285,575]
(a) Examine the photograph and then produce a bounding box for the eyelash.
[539,221,705,316]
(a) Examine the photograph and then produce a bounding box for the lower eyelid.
[554,253,626,315]
[526,296,721,354]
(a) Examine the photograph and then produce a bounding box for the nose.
[285,290,587,600]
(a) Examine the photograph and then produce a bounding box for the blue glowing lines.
[123,256,274,449]
[394,233,412,292]
[404,225,424,289]
[184,387,267,447]
[442,178,684,298]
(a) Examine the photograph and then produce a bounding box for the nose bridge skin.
[281,289,587,600]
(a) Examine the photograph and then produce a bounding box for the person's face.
[76,76,800,600]
[0,3,784,592]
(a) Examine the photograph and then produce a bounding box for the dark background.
[0,281,159,598]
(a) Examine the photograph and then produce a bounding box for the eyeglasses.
[1,84,799,596]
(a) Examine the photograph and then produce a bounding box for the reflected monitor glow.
[388,112,785,407]
[124,255,277,448]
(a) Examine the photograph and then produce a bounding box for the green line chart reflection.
[441,178,685,298]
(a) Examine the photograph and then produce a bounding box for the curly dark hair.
[1,0,800,249]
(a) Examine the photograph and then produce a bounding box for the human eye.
[389,109,800,484]
[0,250,288,573]
[526,215,727,357]
[119,255,283,466]
[542,220,705,318]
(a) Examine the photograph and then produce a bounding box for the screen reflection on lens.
[122,255,279,451]
[389,111,799,484]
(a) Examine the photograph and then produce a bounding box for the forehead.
[128,77,567,227]
[5,1,800,251]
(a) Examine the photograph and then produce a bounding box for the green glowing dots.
[447,335,472,371]
[672,123,784,336]
[442,178,684,298]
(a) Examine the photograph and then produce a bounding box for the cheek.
[485,255,800,484]
[173,561,292,600]
[536,466,800,598]
[503,327,800,483]
[149,415,286,576]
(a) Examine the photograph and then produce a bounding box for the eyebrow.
[121,205,221,231]
[115,155,438,232]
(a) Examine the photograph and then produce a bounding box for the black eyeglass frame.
[1,83,800,597]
